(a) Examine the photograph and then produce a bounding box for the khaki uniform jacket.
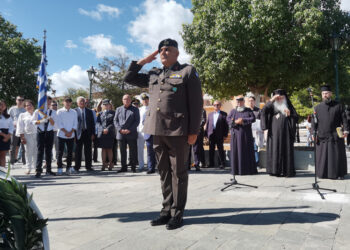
[124,61,203,136]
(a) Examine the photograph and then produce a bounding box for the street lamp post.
[87,66,96,108]
[331,32,341,101]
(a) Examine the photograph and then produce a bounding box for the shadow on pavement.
[47,205,339,226]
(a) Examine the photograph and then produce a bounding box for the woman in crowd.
[16,100,37,174]
[0,100,14,169]
[96,99,116,171]
[305,114,313,147]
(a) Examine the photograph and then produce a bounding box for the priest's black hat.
[158,38,178,52]
[320,85,332,92]
[236,95,244,101]
[272,89,287,96]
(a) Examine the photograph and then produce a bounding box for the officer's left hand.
[343,132,348,138]
[188,134,197,145]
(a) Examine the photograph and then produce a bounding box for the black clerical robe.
[312,100,348,179]
[227,108,257,175]
[261,101,298,177]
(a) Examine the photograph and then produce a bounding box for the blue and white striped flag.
[37,39,48,120]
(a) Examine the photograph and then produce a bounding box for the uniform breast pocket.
[149,76,158,92]
[167,79,184,94]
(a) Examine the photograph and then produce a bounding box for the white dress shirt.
[213,111,220,129]
[0,115,14,134]
[56,108,78,139]
[16,112,37,135]
[32,109,58,132]
[138,105,149,135]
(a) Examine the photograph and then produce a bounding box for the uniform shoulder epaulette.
[150,67,162,74]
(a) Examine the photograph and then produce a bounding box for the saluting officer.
[124,38,203,230]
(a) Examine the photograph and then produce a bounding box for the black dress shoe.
[147,170,155,174]
[86,167,94,172]
[150,215,171,226]
[166,217,183,230]
[117,169,127,173]
[35,172,41,178]
[45,171,56,176]
[195,166,201,171]
[131,167,136,173]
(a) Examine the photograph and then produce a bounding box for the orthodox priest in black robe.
[227,95,257,175]
[312,85,348,180]
[261,89,298,177]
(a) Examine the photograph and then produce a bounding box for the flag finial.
[43,29,47,41]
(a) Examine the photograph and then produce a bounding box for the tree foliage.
[290,88,321,121]
[61,87,90,109]
[93,56,145,108]
[0,14,41,106]
[182,0,350,100]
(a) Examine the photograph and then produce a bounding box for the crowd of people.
[0,93,157,178]
[0,38,349,230]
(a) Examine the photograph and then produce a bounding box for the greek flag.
[37,39,48,119]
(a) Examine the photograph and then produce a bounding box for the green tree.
[93,56,146,108]
[182,0,350,99]
[61,88,89,109]
[290,88,321,121]
[0,14,41,106]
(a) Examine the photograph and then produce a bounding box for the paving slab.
[5,156,350,250]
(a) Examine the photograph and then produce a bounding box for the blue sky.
[1,0,349,96]
[0,0,193,95]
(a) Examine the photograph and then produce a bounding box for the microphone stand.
[221,122,258,192]
[291,88,336,199]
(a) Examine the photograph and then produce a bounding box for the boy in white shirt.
[56,97,77,175]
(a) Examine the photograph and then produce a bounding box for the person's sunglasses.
[213,104,220,106]
[17,99,24,101]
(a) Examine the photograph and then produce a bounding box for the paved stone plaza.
[9,155,350,250]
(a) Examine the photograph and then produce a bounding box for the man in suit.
[74,96,96,172]
[205,100,228,169]
[188,108,207,171]
[114,94,140,173]
[124,38,203,230]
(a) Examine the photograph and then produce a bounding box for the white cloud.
[78,8,101,20]
[78,4,120,21]
[128,0,193,63]
[82,34,128,58]
[341,1,350,12]
[97,4,120,18]
[51,65,89,96]
[65,40,78,49]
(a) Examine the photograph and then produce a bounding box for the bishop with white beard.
[261,89,298,177]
